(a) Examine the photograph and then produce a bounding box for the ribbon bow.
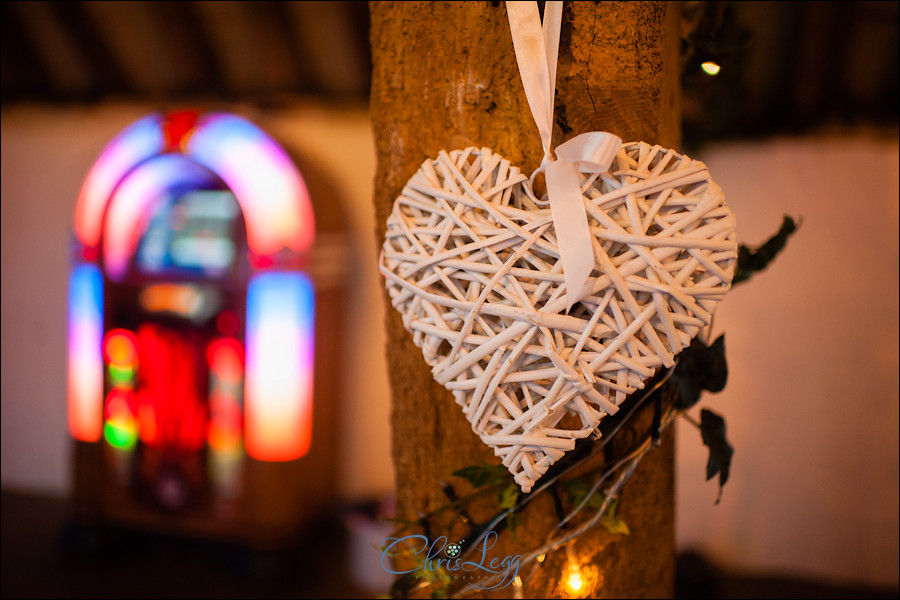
[507,1,621,309]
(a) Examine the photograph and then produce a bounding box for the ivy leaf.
[499,483,520,510]
[672,335,728,410]
[452,463,511,489]
[598,498,630,536]
[733,215,798,285]
[563,479,590,505]
[699,408,734,504]
[506,511,521,538]
[563,480,629,535]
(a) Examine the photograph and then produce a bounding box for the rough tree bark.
[370,2,681,597]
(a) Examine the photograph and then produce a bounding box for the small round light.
[701,61,721,76]
[104,329,138,368]
[566,568,584,593]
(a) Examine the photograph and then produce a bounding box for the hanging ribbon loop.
[555,131,622,174]
[507,1,622,309]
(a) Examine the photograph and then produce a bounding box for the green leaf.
[562,480,629,535]
[506,511,521,538]
[699,408,734,504]
[733,215,799,285]
[598,497,630,536]
[600,516,631,536]
[452,463,511,489]
[499,483,520,509]
[588,496,605,510]
[563,478,605,509]
[563,478,590,505]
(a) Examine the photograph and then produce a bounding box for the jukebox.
[67,110,337,547]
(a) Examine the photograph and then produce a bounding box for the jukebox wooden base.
[71,443,331,550]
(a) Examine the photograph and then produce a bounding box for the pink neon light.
[68,264,104,441]
[102,155,219,281]
[187,113,315,259]
[74,115,165,252]
[244,272,314,461]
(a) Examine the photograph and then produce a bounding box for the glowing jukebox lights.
[188,113,315,259]
[245,272,315,461]
[67,264,104,442]
[102,330,139,451]
[207,337,245,454]
[104,389,138,451]
[74,115,165,255]
[69,110,316,466]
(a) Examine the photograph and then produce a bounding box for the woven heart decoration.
[380,142,736,492]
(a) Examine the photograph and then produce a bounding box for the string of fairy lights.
[387,364,681,599]
[453,405,679,598]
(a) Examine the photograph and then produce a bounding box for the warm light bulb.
[562,544,592,597]
[512,575,524,600]
[701,60,721,76]
[566,568,584,593]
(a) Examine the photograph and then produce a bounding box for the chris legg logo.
[380,530,520,590]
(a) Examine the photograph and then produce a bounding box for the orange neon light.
[104,329,138,368]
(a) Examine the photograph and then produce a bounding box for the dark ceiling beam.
[135,1,227,99]
[242,0,305,96]
[266,0,314,95]
[157,1,230,98]
[190,1,267,97]
[1,2,57,102]
[4,1,94,100]
[46,1,134,97]
[286,1,371,98]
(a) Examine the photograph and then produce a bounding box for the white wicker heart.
[380,142,737,492]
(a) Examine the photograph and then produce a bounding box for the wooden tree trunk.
[370,2,681,597]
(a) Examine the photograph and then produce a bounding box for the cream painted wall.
[1,104,897,587]
[676,133,899,588]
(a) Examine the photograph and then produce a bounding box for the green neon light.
[108,364,135,386]
[104,420,137,450]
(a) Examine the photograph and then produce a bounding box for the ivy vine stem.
[682,413,701,429]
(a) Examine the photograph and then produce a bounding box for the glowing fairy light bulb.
[566,567,584,594]
[513,575,523,599]
[564,544,583,596]
[701,60,721,76]
[561,543,600,597]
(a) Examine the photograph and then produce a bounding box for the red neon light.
[137,402,158,444]
[164,110,198,152]
[104,388,134,418]
[104,329,138,368]
[207,337,244,383]
[135,324,207,452]
[216,310,240,337]
[207,337,244,452]
[207,393,242,452]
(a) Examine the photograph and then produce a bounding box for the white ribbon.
[507,1,622,308]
